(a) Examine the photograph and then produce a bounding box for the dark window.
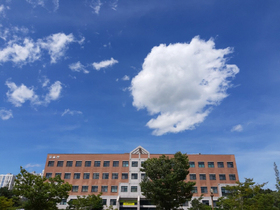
[141,173,146,180]
[66,161,73,167]
[141,161,144,166]
[122,173,128,179]
[201,187,208,193]
[101,186,108,192]
[200,174,206,180]
[192,187,197,193]
[190,174,196,180]
[229,174,236,180]
[131,186,137,192]
[91,186,98,192]
[102,173,109,179]
[208,162,214,168]
[110,199,116,205]
[83,173,90,179]
[64,173,71,179]
[131,173,138,179]
[60,199,67,205]
[85,161,91,167]
[189,162,195,168]
[113,161,119,167]
[218,162,224,168]
[219,174,226,180]
[103,161,110,167]
[227,162,234,168]
[46,173,52,178]
[74,173,80,179]
[132,161,138,167]
[111,186,118,193]
[202,200,209,205]
[121,186,128,192]
[182,201,189,206]
[102,199,107,205]
[122,161,129,167]
[198,162,205,168]
[211,187,218,194]
[57,161,64,167]
[112,173,118,179]
[93,173,99,179]
[48,161,54,167]
[82,186,88,192]
[72,186,79,192]
[209,174,216,180]
[75,161,82,167]
[94,161,100,167]
[55,173,61,177]
[221,187,231,196]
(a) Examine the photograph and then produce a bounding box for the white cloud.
[40,33,74,63]
[92,57,118,70]
[131,36,239,135]
[45,81,62,103]
[0,108,13,120]
[6,81,38,107]
[41,76,50,87]
[26,0,59,12]
[122,75,130,81]
[62,109,83,116]
[69,61,89,74]
[0,4,6,17]
[231,124,243,132]
[25,163,41,168]
[90,0,102,14]
[111,0,118,11]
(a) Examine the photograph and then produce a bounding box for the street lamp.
[210,188,214,210]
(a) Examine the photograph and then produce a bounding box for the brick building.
[43,146,239,209]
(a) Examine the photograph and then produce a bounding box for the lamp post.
[210,188,214,210]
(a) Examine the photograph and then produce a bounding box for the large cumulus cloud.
[131,36,239,135]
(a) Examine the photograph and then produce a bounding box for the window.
[229,174,236,180]
[211,187,218,194]
[94,161,101,167]
[64,173,71,179]
[66,161,73,167]
[122,173,128,179]
[121,186,128,192]
[209,174,216,180]
[75,161,82,167]
[221,187,230,196]
[82,186,88,192]
[189,162,195,168]
[111,186,118,193]
[72,186,79,192]
[202,200,209,205]
[208,162,214,168]
[101,186,108,192]
[102,199,107,205]
[141,161,144,166]
[110,199,116,205]
[131,173,138,179]
[112,173,118,179]
[198,162,205,168]
[46,173,52,178]
[83,173,90,179]
[141,173,146,180]
[93,173,99,179]
[192,187,197,193]
[227,162,234,168]
[201,187,208,193]
[85,161,91,167]
[55,173,61,177]
[182,201,189,206]
[200,174,206,180]
[219,174,226,180]
[122,161,129,167]
[91,186,98,192]
[57,161,64,167]
[102,173,109,179]
[131,186,137,192]
[74,173,80,179]
[60,199,67,205]
[190,174,196,180]
[132,161,138,167]
[47,161,54,167]
[113,161,119,167]
[218,162,224,168]
[103,161,110,167]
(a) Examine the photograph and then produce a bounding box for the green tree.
[13,167,72,210]
[140,152,195,210]
[188,196,211,210]
[0,196,14,210]
[66,193,103,210]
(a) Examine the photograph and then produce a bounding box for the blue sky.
[0,0,280,189]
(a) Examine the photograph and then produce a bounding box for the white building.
[0,173,16,190]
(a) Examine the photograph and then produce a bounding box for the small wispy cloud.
[231,124,243,132]
[0,108,13,120]
[122,75,130,81]
[45,81,62,103]
[69,61,89,74]
[62,109,83,116]
[92,57,118,70]
[90,0,102,14]
[25,163,41,169]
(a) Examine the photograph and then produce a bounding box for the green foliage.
[188,196,212,210]
[103,205,118,210]
[66,193,103,210]
[0,196,14,210]
[274,162,280,191]
[13,167,72,210]
[140,152,195,210]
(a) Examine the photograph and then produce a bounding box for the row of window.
[189,174,236,181]
[47,160,132,167]
[72,185,138,193]
[45,172,145,180]
[189,161,234,168]
[192,186,218,194]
